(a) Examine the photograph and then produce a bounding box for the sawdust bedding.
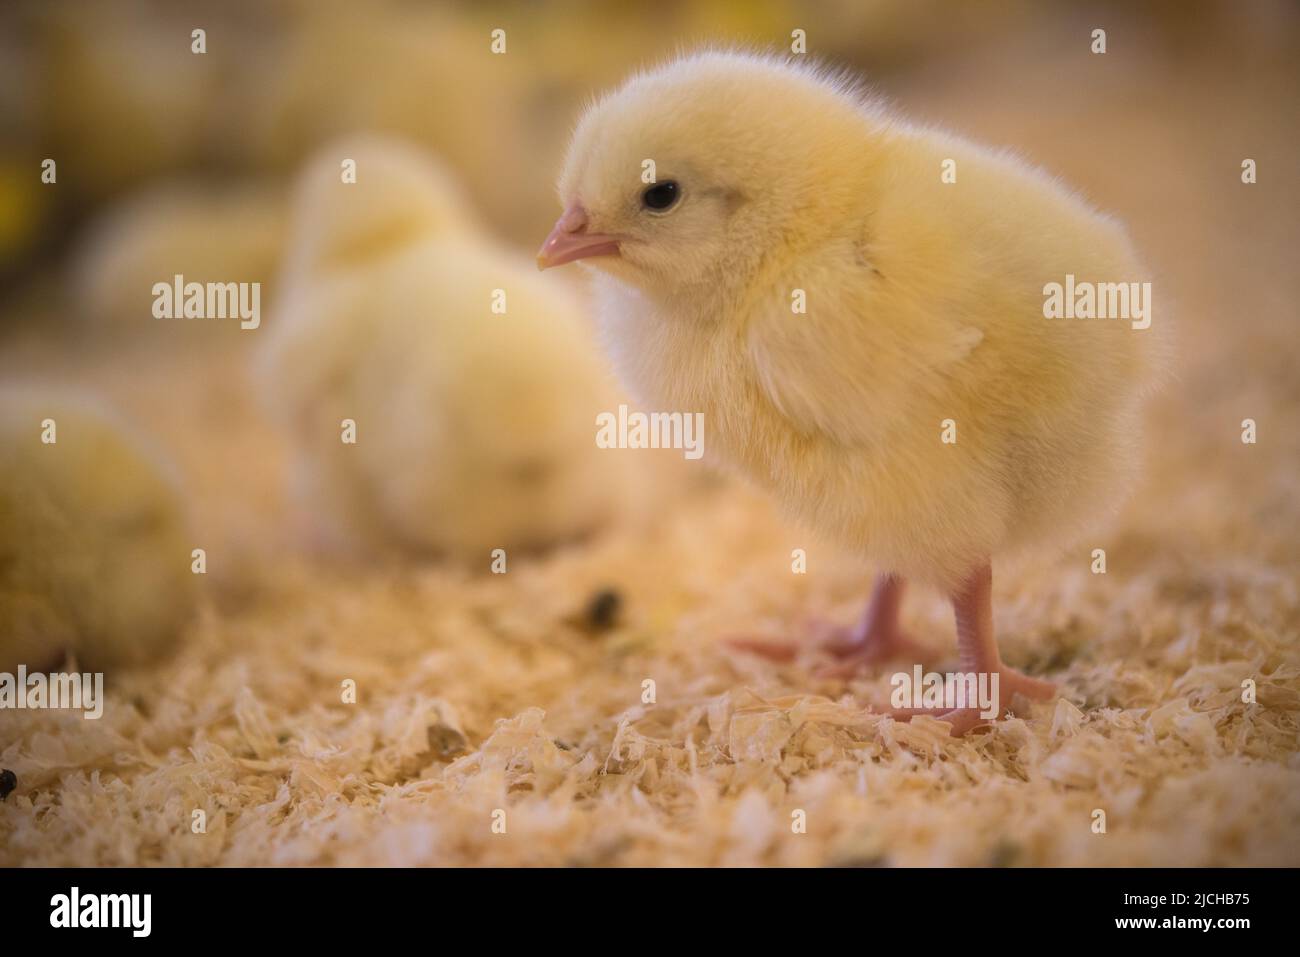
[0,333,1297,866]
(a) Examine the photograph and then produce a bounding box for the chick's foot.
[885,564,1057,736]
[811,624,933,677]
[725,573,934,673]
[887,666,1057,735]
[725,623,930,671]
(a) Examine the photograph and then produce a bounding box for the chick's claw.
[726,573,934,674]
[887,667,1058,736]
[724,635,802,664]
[724,623,932,674]
[888,708,988,737]
[814,623,934,677]
[999,668,1059,703]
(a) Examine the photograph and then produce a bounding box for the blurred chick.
[245,5,536,234]
[0,388,195,673]
[35,8,215,193]
[71,180,287,330]
[540,52,1161,732]
[258,136,632,560]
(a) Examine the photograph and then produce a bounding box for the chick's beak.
[536,203,621,269]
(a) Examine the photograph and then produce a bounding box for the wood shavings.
[1,304,1298,866]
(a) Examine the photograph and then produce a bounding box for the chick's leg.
[889,564,1056,734]
[727,573,931,673]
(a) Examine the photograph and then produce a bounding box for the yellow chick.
[540,52,1161,732]
[258,137,633,560]
[0,388,196,673]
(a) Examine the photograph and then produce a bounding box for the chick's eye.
[641,180,679,211]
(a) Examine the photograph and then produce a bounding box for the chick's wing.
[746,242,983,448]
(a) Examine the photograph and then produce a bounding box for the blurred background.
[2,0,1294,534]
[4,0,1296,576]
[0,0,1297,866]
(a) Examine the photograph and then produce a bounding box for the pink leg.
[727,573,931,673]
[889,564,1056,734]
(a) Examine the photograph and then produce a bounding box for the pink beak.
[536,203,621,269]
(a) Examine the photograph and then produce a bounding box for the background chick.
[71,180,288,331]
[541,51,1163,732]
[0,388,196,673]
[259,136,634,560]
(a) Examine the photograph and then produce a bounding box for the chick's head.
[541,51,879,294]
[285,135,479,280]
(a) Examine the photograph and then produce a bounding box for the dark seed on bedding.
[987,838,1022,867]
[0,768,17,801]
[832,854,889,868]
[427,724,468,759]
[585,588,622,630]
